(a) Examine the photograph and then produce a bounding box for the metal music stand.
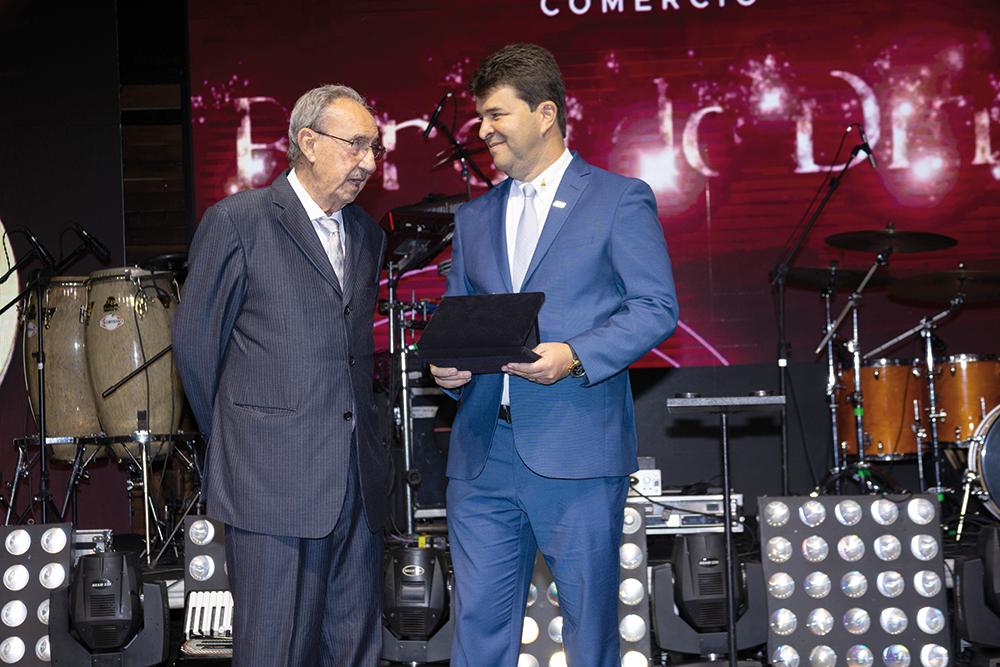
[666,393,785,667]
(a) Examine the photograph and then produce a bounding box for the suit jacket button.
[343,411,353,421]
[349,356,356,367]
[344,305,352,315]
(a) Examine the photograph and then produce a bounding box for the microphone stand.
[770,145,862,495]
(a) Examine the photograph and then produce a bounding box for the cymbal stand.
[814,251,890,492]
[864,296,962,494]
[820,281,843,493]
[426,113,493,198]
[912,400,927,492]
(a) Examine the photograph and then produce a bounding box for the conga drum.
[21,277,104,462]
[934,354,1000,445]
[836,358,926,460]
[84,268,182,460]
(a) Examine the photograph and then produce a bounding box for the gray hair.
[287,84,370,166]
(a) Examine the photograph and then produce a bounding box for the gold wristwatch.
[566,344,586,378]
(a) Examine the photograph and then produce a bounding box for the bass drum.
[84,267,182,460]
[21,277,105,463]
[968,405,1000,521]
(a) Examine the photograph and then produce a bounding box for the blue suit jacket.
[443,154,678,480]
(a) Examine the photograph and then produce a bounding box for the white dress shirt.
[288,168,346,268]
[502,148,574,406]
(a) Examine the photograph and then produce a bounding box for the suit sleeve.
[435,204,472,400]
[443,205,472,299]
[567,179,678,385]
[172,204,248,435]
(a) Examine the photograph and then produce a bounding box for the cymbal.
[785,266,890,291]
[825,229,957,254]
[432,143,489,170]
[889,269,1000,305]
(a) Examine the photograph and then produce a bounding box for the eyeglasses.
[310,128,386,161]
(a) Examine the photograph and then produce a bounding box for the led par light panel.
[517,505,653,667]
[0,523,72,665]
[184,516,229,594]
[183,516,232,640]
[619,504,653,667]
[758,495,950,667]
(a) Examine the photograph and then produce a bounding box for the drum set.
[5,258,202,565]
[789,225,1000,530]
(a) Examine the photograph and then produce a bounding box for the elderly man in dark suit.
[173,84,387,666]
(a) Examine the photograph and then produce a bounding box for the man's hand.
[429,364,472,389]
[502,342,575,385]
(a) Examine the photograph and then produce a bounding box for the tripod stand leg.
[5,444,26,525]
[956,473,973,542]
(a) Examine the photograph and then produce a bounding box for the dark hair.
[470,43,567,137]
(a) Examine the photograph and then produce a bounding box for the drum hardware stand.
[123,430,204,567]
[864,294,964,495]
[814,251,891,493]
[425,95,494,199]
[60,443,104,524]
[820,278,844,494]
[955,468,978,541]
[913,401,928,492]
[772,137,867,496]
[387,261,417,535]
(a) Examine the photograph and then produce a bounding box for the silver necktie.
[511,183,538,292]
[317,216,345,284]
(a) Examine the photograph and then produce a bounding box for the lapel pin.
[553,200,567,208]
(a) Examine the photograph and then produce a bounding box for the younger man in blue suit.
[430,44,679,666]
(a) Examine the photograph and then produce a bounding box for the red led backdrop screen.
[188,0,1000,367]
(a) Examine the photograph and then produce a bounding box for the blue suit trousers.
[447,419,628,667]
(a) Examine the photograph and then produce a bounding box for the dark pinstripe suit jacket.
[173,172,387,538]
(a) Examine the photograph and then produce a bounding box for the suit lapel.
[272,174,343,296]
[521,155,590,289]
[342,205,370,306]
[489,180,514,293]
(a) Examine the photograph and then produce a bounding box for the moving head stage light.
[651,533,768,660]
[49,552,168,667]
[381,545,454,664]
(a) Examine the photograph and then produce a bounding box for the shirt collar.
[288,168,343,223]
[514,148,574,202]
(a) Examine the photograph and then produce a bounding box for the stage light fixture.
[180,516,233,658]
[759,494,951,667]
[381,545,454,663]
[49,551,168,666]
[0,523,71,666]
[651,531,768,659]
